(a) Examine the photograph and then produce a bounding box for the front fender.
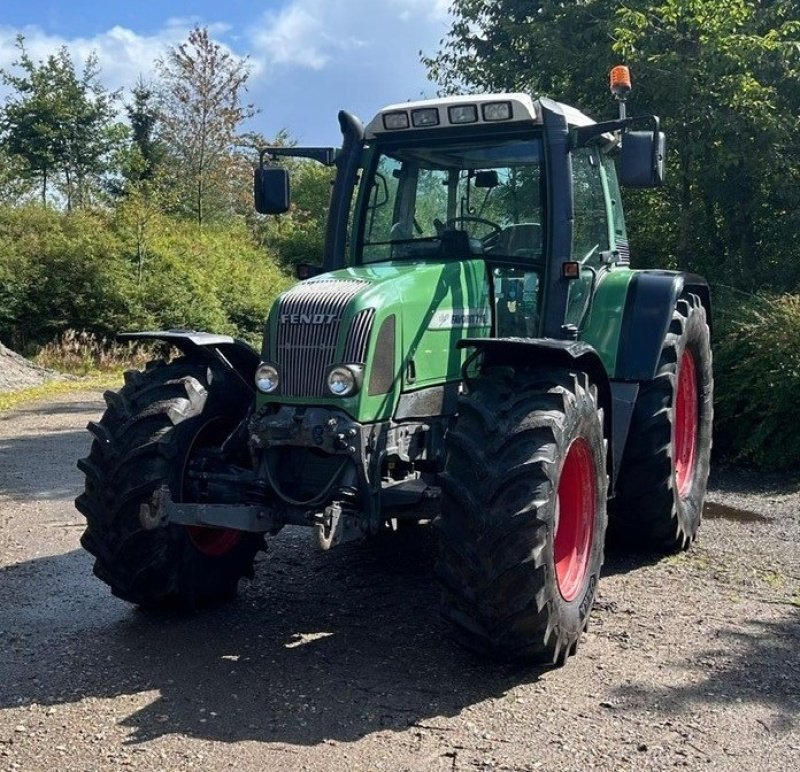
[117,330,260,391]
[458,337,614,482]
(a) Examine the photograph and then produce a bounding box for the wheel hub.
[554,438,596,602]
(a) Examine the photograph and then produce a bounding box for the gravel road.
[1,391,798,771]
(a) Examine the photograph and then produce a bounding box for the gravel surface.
[0,391,798,771]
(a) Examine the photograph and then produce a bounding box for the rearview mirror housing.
[254,167,291,214]
[475,170,499,189]
[621,130,666,188]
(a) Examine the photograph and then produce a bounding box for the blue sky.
[0,0,452,144]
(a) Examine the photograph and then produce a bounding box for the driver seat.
[492,223,542,258]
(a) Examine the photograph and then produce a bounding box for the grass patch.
[0,373,122,412]
[33,329,155,376]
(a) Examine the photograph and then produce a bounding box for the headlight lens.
[327,366,357,397]
[255,363,279,393]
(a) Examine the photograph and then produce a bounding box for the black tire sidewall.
[546,384,607,638]
[671,299,713,537]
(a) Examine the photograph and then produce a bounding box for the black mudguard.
[458,337,614,482]
[616,271,711,382]
[117,331,260,392]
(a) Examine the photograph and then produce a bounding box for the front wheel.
[76,357,263,608]
[437,367,608,665]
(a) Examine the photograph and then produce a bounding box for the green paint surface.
[259,260,490,423]
[579,265,634,375]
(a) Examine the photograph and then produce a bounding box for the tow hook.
[313,502,364,550]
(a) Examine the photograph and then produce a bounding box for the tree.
[155,26,256,225]
[0,36,122,209]
[424,1,800,290]
[126,78,166,184]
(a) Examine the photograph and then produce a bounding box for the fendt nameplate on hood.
[279,313,340,325]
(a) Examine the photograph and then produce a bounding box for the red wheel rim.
[555,438,596,602]
[674,349,699,499]
[183,417,242,558]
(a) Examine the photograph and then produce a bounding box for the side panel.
[578,266,634,375]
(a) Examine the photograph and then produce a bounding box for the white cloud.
[0,19,240,100]
[389,0,451,23]
[249,0,448,74]
[251,1,369,71]
[0,3,454,145]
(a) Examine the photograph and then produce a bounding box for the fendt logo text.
[280,313,339,325]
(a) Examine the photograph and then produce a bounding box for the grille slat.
[276,280,369,397]
[343,308,376,363]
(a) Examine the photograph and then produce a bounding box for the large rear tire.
[76,357,263,608]
[611,293,713,551]
[437,368,607,665]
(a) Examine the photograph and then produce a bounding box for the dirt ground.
[0,390,798,772]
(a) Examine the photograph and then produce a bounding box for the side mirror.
[621,130,666,188]
[295,262,323,280]
[254,167,290,214]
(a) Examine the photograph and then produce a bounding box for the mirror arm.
[258,146,339,168]
[570,114,661,149]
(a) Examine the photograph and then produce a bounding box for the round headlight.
[327,366,356,397]
[255,363,279,394]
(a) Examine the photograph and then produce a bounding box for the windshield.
[358,137,544,264]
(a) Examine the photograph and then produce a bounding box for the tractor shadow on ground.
[0,531,541,747]
[611,606,800,734]
[1,526,798,747]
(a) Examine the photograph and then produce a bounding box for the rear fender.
[117,331,260,393]
[458,337,614,483]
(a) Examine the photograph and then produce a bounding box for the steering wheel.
[444,216,502,238]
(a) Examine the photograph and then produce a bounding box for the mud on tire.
[610,293,713,552]
[437,367,608,666]
[76,357,263,608]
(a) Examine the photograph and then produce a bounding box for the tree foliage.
[0,36,123,208]
[155,26,256,225]
[425,0,800,290]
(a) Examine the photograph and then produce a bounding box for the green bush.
[0,204,292,351]
[713,286,800,470]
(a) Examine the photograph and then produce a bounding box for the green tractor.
[77,69,712,665]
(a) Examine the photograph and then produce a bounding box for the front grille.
[274,279,369,397]
[343,308,376,363]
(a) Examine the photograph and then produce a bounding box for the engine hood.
[261,259,491,422]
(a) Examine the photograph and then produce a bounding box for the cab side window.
[571,148,610,266]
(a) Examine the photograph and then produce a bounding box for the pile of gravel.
[0,341,60,392]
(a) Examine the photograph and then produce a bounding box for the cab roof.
[364,93,596,140]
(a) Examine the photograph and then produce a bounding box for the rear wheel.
[437,367,607,665]
[611,294,713,551]
[76,357,263,608]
